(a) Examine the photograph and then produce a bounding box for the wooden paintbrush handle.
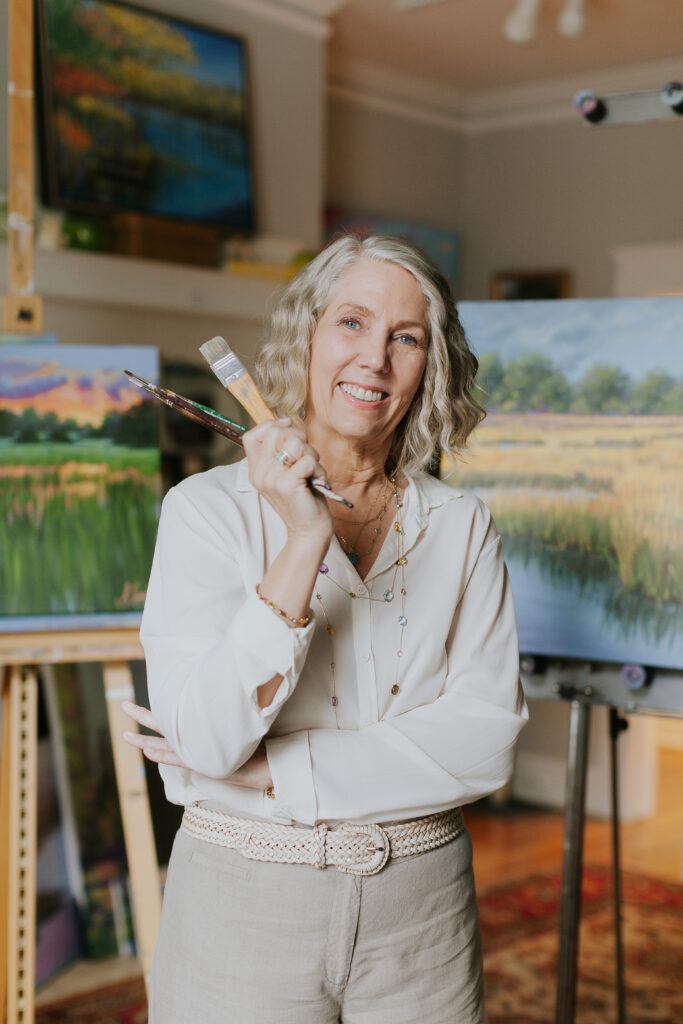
[228,373,276,424]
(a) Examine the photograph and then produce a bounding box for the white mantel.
[0,244,285,323]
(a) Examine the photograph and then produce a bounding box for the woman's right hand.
[243,418,333,545]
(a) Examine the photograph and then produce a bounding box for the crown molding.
[217,0,344,38]
[328,55,683,134]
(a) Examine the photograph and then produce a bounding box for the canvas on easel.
[444,296,683,671]
[0,344,161,631]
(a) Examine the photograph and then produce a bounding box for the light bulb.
[558,0,587,39]
[502,0,543,45]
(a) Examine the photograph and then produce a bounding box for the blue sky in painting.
[0,345,158,377]
[170,23,245,91]
[459,297,683,383]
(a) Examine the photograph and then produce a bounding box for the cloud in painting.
[0,348,158,426]
[0,360,68,399]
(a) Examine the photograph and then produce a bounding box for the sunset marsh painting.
[445,298,683,670]
[0,345,160,630]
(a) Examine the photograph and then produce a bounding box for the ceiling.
[325,0,683,95]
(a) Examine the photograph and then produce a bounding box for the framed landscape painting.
[443,297,683,670]
[37,0,254,230]
[0,344,160,630]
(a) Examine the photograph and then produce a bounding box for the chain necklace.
[332,477,392,565]
[315,478,408,727]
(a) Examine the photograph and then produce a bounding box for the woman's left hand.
[122,702,273,789]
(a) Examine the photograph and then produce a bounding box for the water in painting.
[39,0,253,228]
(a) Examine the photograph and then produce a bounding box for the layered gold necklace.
[316,476,408,727]
[331,477,392,566]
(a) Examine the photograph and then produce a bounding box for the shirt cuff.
[265,730,317,825]
[230,590,316,720]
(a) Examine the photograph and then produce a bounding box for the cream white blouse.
[140,459,528,826]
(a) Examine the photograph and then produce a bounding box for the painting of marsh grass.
[445,299,683,669]
[0,345,160,630]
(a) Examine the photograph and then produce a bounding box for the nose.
[358,328,390,373]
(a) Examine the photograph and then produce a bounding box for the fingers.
[123,729,186,768]
[245,420,327,490]
[122,700,164,735]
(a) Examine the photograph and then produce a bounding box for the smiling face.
[305,257,429,457]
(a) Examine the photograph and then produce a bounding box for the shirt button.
[361,652,371,662]
[391,684,400,695]
[356,585,367,596]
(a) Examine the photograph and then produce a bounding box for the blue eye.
[342,318,360,329]
[396,334,418,346]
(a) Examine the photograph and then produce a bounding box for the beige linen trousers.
[149,823,486,1023]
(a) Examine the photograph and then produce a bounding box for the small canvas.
[0,344,160,630]
[443,297,683,670]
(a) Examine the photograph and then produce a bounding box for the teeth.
[340,382,386,402]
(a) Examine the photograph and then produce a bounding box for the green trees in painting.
[476,352,683,415]
[0,401,156,447]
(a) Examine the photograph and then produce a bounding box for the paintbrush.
[199,336,353,508]
[125,369,353,508]
[124,371,247,443]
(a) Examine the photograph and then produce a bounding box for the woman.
[124,234,528,1023]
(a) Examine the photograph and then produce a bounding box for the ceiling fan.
[393,0,589,44]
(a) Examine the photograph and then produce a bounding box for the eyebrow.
[336,302,427,332]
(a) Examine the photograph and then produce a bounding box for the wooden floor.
[469,746,683,893]
[35,747,683,1008]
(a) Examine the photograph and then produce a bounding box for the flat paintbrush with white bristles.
[199,336,353,508]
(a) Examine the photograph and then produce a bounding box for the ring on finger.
[275,448,296,468]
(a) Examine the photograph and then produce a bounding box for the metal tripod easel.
[520,661,683,1024]
[554,695,628,1024]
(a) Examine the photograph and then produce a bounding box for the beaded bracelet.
[256,585,311,627]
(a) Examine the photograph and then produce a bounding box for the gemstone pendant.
[398,615,407,626]
[383,590,394,602]
[348,550,358,565]
[319,563,328,574]
[331,696,338,707]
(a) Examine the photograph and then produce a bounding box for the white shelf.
[0,243,286,321]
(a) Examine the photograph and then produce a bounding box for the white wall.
[460,118,683,299]
[325,97,683,302]
[326,96,465,245]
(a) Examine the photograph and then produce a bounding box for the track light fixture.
[573,89,607,124]
[574,82,683,127]
[661,81,683,115]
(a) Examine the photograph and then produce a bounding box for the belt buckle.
[338,822,390,876]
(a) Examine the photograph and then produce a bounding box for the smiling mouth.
[339,382,388,403]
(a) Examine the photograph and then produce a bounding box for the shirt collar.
[234,457,464,579]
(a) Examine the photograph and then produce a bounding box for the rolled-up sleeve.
[266,519,527,825]
[141,486,315,779]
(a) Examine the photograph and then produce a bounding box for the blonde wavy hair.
[255,234,484,475]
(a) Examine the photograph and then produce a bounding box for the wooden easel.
[2,0,43,335]
[0,632,162,1023]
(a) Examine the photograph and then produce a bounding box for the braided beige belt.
[181,805,464,877]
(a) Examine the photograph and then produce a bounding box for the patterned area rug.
[36,866,683,1023]
[479,866,683,1023]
